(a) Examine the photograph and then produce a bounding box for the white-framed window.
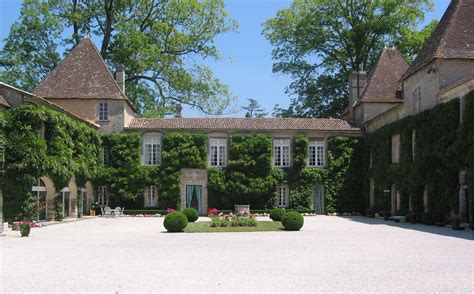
[273,138,291,167]
[98,102,109,121]
[97,185,109,207]
[277,185,289,208]
[142,133,161,166]
[144,186,158,207]
[391,134,400,163]
[209,138,227,167]
[308,140,325,167]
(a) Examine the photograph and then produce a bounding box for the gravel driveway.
[1,216,472,293]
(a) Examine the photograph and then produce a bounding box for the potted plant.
[381,210,391,221]
[449,216,464,230]
[19,221,32,237]
[89,202,100,216]
[407,211,416,224]
[365,208,375,218]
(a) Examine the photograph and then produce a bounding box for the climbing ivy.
[0,104,101,221]
[364,91,474,223]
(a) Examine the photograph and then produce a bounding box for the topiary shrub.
[163,212,188,232]
[281,211,304,231]
[270,208,286,221]
[182,208,199,222]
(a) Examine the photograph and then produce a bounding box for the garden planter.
[89,209,96,216]
[20,225,30,237]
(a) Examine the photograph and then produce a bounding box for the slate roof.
[356,48,409,105]
[126,117,363,133]
[33,36,129,101]
[402,0,474,80]
[0,95,10,108]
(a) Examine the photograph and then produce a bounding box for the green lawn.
[184,221,284,233]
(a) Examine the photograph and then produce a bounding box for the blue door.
[313,186,324,214]
[186,185,202,214]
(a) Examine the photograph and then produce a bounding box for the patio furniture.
[103,206,112,217]
[113,207,123,217]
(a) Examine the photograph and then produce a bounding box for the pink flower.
[208,208,218,214]
[167,208,176,213]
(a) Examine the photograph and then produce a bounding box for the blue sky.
[0,0,449,117]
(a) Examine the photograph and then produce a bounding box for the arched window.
[32,179,47,221]
[142,133,162,166]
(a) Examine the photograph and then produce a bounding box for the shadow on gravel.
[342,216,474,241]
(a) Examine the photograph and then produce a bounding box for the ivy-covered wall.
[105,132,362,212]
[0,104,101,221]
[364,91,474,222]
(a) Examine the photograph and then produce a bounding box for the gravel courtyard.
[1,216,473,293]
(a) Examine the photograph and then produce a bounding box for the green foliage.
[0,104,100,221]
[270,208,286,221]
[182,208,199,222]
[394,20,438,62]
[163,212,188,232]
[365,94,474,222]
[54,194,64,221]
[210,216,229,227]
[0,0,237,115]
[77,191,83,218]
[20,193,39,221]
[281,211,304,231]
[263,0,433,118]
[230,216,257,227]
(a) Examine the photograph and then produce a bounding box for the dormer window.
[98,102,108,121]
[142,133,161,166]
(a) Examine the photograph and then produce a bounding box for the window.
[412,87,421,113]
[97,185,109,207]
[98,102,108,121]
[273,138,291,167]
[142,133,161,166]
[308,140,325,167]
[369,179,375,208]
[209,138,227,167]
[412,130,416,161]
[144,186,158,207]
[61,187,71,217]
[391,134,400,163]
[102,146,109,166]
[277,186,289,208]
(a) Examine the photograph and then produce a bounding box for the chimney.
[115,64,125,93]
[348,70,367,120]
[175,104,182,118]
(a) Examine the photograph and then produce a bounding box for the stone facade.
[180,169,208,215]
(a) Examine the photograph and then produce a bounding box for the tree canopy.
[263,0,435,118]
[242,98,267,118]
[0,0,238,116]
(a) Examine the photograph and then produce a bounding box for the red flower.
[208,208,218,214]
[166,208,176,213]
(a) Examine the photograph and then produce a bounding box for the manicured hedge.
[281,211,304,231]
[164,212,188,232]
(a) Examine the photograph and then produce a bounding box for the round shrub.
[182,208,199,222]
[281,212,304,231]
[164,212,188,232]
[270,208,286,221]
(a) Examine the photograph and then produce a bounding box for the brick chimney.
[348,71,367,120]
[115,64,125,93]
[175,104,182,118]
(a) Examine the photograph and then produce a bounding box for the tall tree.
[0,0,237,116]
[263,0,434,118]
[242,98,267,118]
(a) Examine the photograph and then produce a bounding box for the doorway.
[32,179,47,221]
[186,185,202,214]
[61,187,71,217]
[313,185,324,215]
